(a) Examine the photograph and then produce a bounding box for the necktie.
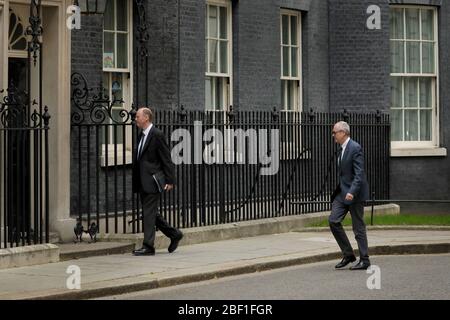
[138,133,146,159]
[337,146,343,184]
[337,146,343,164]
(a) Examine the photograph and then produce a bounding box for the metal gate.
[0,0,50,248]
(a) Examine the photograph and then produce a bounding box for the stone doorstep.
[0,244,60,270]
[59,242,136,261]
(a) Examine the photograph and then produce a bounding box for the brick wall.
[328,0,390,113]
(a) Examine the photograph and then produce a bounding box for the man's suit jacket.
[331,138,370,204]
[132,125,175,194]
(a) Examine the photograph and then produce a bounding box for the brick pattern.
[68,0,450,215]
[328,0,390,113]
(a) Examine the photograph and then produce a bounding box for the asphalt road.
[99,254,450,300]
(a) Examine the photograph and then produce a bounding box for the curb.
[59,243,135,261]
[24,241,450,300]
[295,226,450,232]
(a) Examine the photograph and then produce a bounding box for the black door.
[6,57,31,244]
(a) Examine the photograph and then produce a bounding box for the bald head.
[136,107,154,129]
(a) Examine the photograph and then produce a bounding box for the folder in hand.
[152,171,166,193]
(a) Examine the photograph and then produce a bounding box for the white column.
[42,1,75,242]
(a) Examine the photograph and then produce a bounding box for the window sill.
[391,147,447,157]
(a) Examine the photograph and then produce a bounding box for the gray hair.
[335,121,350,135]
[139,107,154,122]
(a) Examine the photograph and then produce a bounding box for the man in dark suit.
[132,107,183,256]
[329,121,370,270]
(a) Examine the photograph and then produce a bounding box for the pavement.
[0,229,449,300]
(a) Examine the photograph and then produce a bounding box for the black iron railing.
[0,87,51,248]
[70,84,390,234]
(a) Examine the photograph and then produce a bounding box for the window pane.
[404,110,418,141]
[290,81,297,111]
[117,0,128,32]
[419,78,432,109]
[111,73,123,101]
[390,8,404,39]
[209,40,218,72]
[12,38,27,51]
[281,80,286,109]
[103,32,115,68]
[104,0,114,30]
[282,15,289,45]
[205,39,208,72]
[391,109,403,141]
[219,6,227,39]
[290,16,297,45]
[390,41,404,73]
[421,9,434,41]
[420,110,432,141]
[291,47,298,77]
[217,77,225,110]
[205,77,213,109]
[117,33,128,68]
[391,77,402,108]
[422,42,435,73]
[220,41,228,73]
[405,9,420,40]
[209,6,218,38]
[103,73,110,93]
[406,41,420,73]
[404,77,418,108]
[283,47,289,77]
[9,12,16,35]
[287,80,293,111]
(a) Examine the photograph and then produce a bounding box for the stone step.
[59,242,135,261]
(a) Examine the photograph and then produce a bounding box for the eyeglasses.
[332,130,343,135]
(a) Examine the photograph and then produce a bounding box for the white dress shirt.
[138,123,153,158]
[340,137,350,161]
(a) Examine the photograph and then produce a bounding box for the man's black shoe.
[168,231,183,253]
[350,260,371,270]
[335,256,356,269]
[132,246,155,256]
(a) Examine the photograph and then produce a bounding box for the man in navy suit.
[329,121,371,270]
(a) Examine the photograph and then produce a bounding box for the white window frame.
[279,10,303,160]
[8,8,28,57]
[280,9,302,112]
[390,5,441,153]
[101,0,133,166]
[103,0,131,72]
[205,0,233,112]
